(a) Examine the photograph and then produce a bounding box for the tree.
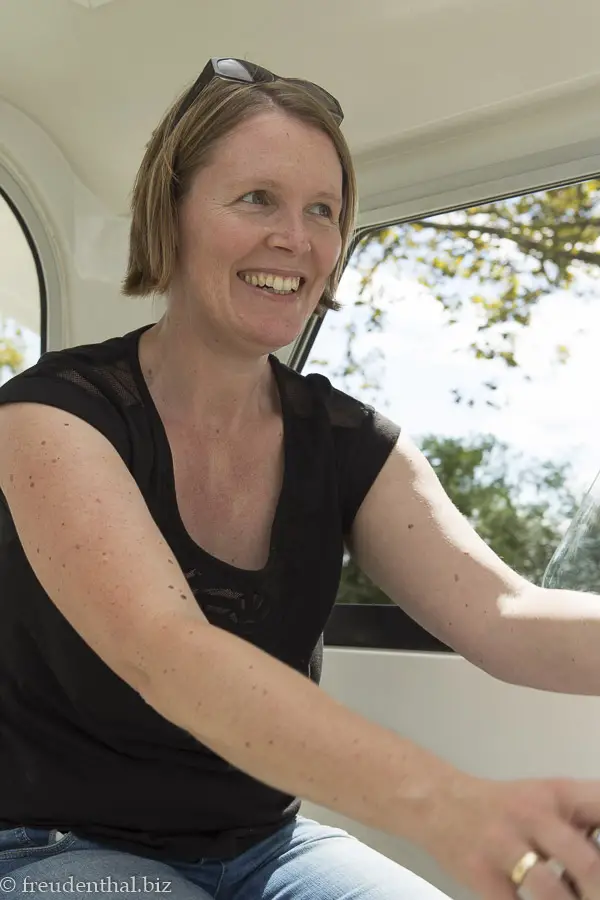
[0,319,25,384]
[329,180,600,604]
[337,433,582,605]
[343,179,600,406]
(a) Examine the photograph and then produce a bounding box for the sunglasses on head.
[171,57,344,130]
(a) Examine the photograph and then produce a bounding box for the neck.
[138,316,277,435]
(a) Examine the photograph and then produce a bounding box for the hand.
[417,773,600,900]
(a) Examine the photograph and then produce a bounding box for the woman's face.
[172,109,344,355]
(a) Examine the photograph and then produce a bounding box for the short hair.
[122,77,358,312]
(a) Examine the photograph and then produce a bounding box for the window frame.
[291,169,600,652]
[0,165,62,356]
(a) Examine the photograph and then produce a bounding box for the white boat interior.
[2,2,600,897]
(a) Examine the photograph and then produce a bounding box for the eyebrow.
[234,177,342,205]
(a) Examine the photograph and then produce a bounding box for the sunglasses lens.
[174,61,343,131]
[214,58,259,83]
[284,78,343,121]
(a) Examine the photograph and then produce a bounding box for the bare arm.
[348,431,600,694]
[0,402,460,846]
[483,584,600,695]
[348,431,530,672]
[351,436,600,696]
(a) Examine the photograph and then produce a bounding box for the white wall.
[0,98,158,351]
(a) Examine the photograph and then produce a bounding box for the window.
[0,189,44,386]
[305,178,600,650]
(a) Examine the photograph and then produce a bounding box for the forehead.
[208,111,343,194]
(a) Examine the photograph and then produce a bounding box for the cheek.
[201,217,259,272]
[179,200,244,266]
[320,231,343,276]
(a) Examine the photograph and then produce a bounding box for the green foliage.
[0,326,24,379]
[330,181,600,606]
[337,434,581,605]
[347,180,600,405]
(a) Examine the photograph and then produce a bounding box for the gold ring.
[510,850,542,886]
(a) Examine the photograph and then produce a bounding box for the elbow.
[457,631,519,687]
[132,613,215,711]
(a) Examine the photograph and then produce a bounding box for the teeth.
[240,272,301,294]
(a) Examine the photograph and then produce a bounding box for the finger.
[475,866,533,900]
[536,819,600,900]
[557,781,600,831]
[468,840,537,900]
[549,861,584,900]
[517,856,581,900]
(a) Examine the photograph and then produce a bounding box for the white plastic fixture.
[68,0,119,8]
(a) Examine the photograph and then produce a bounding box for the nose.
[265,210,312,256]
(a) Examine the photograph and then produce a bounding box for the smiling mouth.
[237,272,305,296]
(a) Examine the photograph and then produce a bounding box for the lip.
[237,269,308,281]
[237,276,304,301]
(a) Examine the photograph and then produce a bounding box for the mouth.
[237,271,306,299]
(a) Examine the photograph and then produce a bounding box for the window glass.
[0,191,42,386]
[305,179,600,609]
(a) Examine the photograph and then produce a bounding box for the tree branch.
[417,220,600,268]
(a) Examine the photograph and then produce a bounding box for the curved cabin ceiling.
[1,0,600,213]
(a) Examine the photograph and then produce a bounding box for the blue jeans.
[0,815,449,898]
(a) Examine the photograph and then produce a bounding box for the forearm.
[487,585,600,694]
[141,617,460,843]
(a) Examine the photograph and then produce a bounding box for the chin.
[258,326,304,355]
[241,318,306,356]
[236,306,311,354]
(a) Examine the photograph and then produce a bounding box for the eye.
[310,202,334,219]
[240,190,270,206]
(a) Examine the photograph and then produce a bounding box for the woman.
[1,57,600,900]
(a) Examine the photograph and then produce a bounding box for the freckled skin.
[0,116,437,855]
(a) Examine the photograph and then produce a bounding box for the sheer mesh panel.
[55,360,142,408]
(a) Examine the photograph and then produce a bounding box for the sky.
[2,194,600,510]
[306,262,600,501]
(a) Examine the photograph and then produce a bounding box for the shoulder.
[273,358,401,533]
[0,326,147,399]
[273,356,387,430]
[0,325,151,461]
[274,357,400,441]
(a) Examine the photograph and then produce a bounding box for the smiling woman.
[0,59,449,900]
[5,50,600,900]
[151,111,343,355]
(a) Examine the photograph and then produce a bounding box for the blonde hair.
[122,77,358,312]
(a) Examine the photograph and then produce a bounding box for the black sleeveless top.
[0,325,400,862]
